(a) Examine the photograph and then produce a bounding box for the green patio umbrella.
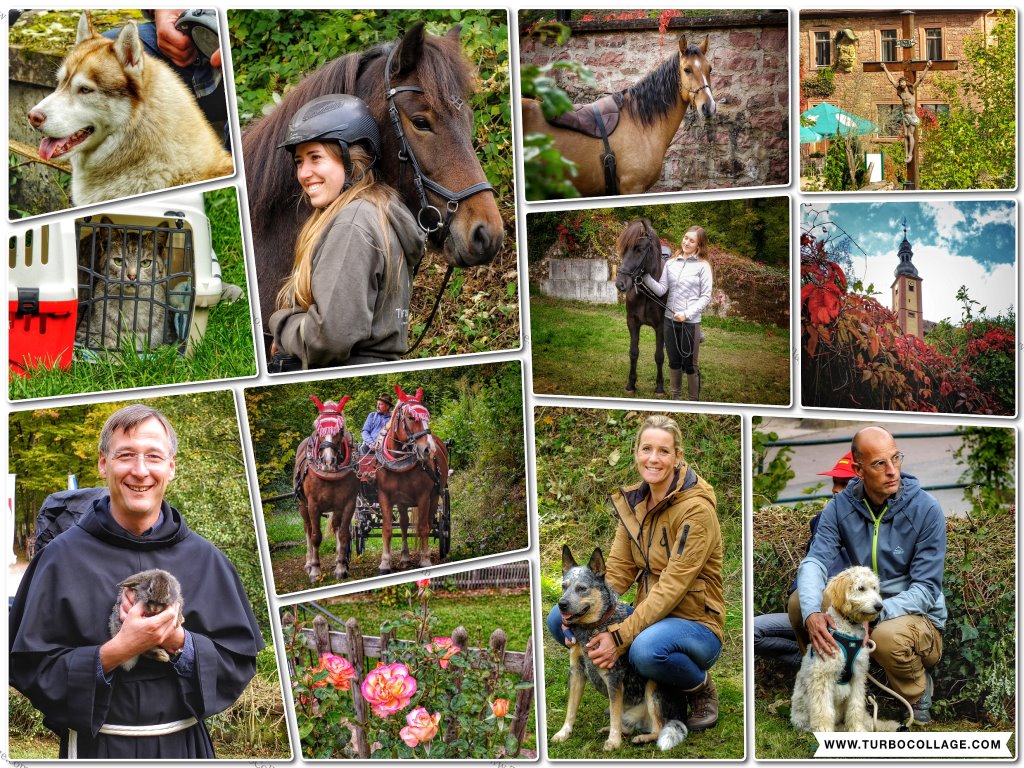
[801,103,879,137]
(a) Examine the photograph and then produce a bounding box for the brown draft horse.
[614,218,666,395]
[294,395,359,582]
[241,21,504,342]
[521,35,716,197]
[375,385,449,574]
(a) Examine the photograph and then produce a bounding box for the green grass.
[540,516,745,759]
[529,293,789,404]
[753,664,1017,758]
[9,188,257,400]
[290,589,534,655]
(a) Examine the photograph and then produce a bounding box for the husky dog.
[790,566,886,733]
[108,568,184,672]
[76,217,170,351]
[27,13,233,207]
[552,545,688,751]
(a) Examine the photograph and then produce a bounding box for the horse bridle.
[392,401,432,447]
[383,43,494,240]
[624,235,672,310]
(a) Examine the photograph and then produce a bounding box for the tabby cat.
[76,219,170,351]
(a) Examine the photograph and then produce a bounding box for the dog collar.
[810,628,866,685]
[572,603,619,630]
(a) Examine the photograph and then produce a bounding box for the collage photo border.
[3,3,1021,764]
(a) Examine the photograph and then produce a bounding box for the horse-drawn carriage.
[352,454,451,560]
[294,387,450,582]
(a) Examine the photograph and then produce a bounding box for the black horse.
[614,218,666,396]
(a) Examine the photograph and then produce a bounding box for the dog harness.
[810,628,866,685]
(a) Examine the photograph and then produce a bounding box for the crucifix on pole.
[863,10,958,189]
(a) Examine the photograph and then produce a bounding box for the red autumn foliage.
[800,234,1000,414]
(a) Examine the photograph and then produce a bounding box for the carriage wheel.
[438,488,451,560]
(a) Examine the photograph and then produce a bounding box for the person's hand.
[586,631,621,670]
[153,10,199,68]
[806,611,839,657]
[270,341,280,357]
[209,48,222,68]
[114,598,183,656]
[673,312,687,322]
[560,622,576,648]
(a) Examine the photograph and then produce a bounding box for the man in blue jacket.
[360,393,393,451]
[794,426,945,724]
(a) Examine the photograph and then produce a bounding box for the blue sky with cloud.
[802,201,1017,323]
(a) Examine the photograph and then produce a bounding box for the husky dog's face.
[558,546,612,626]
[27,13,142,161]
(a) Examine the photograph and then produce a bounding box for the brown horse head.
[310,395,351,469]
[679,35,716,119]
[392,386,434,463]
[615,218,662,292]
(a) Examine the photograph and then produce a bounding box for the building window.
[925,28,943,60]
[908,283,915,292]
[880,29,898,62]
[876,104,904,137]
[815,31,831,67]
[920,103,950,119]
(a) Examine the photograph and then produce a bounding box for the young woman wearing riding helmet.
[268,94,425,371]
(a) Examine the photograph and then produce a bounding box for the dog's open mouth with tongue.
[38,127,94,160]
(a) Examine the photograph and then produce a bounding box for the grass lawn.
[539,516,745,759]
[529,293,789,405]
[9,187,257,400]
[754,663,1017,758]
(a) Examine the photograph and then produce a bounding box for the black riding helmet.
[278,94,381,190]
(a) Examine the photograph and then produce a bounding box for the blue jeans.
[752,611,802,668]
[546,604,721,690]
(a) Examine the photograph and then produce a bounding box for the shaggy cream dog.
[791,566,883,732]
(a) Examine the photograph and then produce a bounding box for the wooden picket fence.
[450,562,531,589]
[283,612,535,758]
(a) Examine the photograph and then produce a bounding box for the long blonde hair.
[276,143,403,311]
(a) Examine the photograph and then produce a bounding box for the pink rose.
[416,578,431,589]
[425,636,461,669]
[319,653,355,691]
[399,707,441,748]
[360,662,417,717]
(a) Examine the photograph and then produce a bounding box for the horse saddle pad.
[548,94,623,138]
[357,452,379,481]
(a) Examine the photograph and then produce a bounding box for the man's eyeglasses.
[110,451,170,466]
[859,452,904,473]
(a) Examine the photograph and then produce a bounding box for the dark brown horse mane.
[621,51,682,128]
[242,24,475,307]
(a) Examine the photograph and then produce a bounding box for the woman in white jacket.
[646,226,713,400]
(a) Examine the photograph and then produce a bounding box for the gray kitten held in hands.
[108,569,184,672]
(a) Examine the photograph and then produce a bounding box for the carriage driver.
[360,393,393,454]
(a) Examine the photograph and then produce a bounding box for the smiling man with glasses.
[793,426,946,725]
[9,404,264,758]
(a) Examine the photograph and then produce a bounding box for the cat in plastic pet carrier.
[76,217,171,351]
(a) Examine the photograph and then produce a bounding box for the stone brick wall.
[798,10,992,129]
[519,13,790,192]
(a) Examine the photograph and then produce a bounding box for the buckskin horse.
[242,20,504,342]
[294,395,359,582]
[521,35,716,197]
[614,218,667,396]
[374,385,449,574]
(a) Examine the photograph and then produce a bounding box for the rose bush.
[283,582,533,759]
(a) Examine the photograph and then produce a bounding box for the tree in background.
[920,11,1015,190]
